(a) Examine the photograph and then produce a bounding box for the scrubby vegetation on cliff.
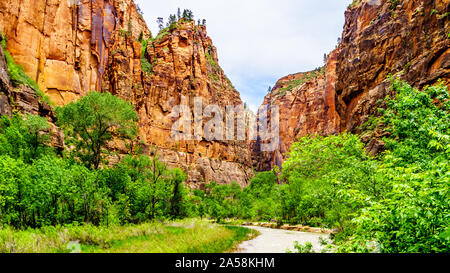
[1,33,50,105]
[280,67,325,90]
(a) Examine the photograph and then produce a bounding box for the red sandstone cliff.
[254,0,449,170]
[132,21,253,188]
[336,0,449,134]
[0,0,252,187]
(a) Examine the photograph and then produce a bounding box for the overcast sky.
[134,0,352,112]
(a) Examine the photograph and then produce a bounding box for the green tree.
[182,9,194,21]
[168,14,177,27]
[0,113,51,162]
[281,133,383,228]
[157,17,164,31]
[56,91,138,169]
[177,8,181,20]
[169,168,188,218]
[23,114,51,159]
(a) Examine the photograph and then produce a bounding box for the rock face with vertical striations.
[106,20,254,188]
[0,0,150,106]
[135,21,253,188]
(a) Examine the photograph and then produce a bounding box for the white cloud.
[134,0,352,108]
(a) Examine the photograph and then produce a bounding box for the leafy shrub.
[281,133,384,228]
[336,80,450,253]
[140,39,153,75]
[0,113,52,163]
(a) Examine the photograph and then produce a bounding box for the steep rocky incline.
[0,34,64,148]
[0,0,252,187]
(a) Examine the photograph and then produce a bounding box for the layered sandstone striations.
[0,1,252,187]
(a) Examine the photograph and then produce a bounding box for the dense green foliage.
[0,92,191,229]
[335,80,449,253]
[281,133,386,229]
[182,80,449,253]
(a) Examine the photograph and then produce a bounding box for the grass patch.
[186,226,259,253]
[0,219,258,253]
[205,51,217,69]
[208,73,219,82]
[205,50,222,83]
[0,32,6,50]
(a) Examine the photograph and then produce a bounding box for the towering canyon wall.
[0,0,150,105]
[132,21,253,188]
[336,0,449,133]
[0,0,252,187]
[254,0,449,170]
[1,0,448,178]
